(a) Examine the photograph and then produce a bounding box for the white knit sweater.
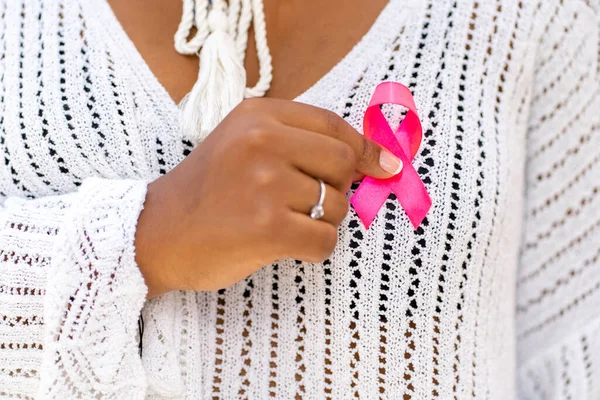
[0,0,598,399]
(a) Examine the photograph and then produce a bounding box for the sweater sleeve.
[0,178,149,399]
[516,1,600,399]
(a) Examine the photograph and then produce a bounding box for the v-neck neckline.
[95,0,406,124]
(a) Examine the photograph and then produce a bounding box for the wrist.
[135,179,171,298]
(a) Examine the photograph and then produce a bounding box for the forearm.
[0,178,149,399]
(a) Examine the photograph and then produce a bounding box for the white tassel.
[175,0,272,144]
[180,8,246,144]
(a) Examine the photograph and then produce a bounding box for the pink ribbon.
[350,82,432,229]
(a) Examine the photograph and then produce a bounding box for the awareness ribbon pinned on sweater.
[350,82,432,229]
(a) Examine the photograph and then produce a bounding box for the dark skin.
[107,0,388,102]
[107,0,401,298]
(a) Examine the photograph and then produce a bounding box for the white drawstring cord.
[245,0,272,98]
[174,0,273,144]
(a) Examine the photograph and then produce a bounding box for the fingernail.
[379,150,403,175]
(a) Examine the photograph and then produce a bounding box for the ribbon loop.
[350,82,432,229]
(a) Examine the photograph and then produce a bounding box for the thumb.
[357,137,404,179]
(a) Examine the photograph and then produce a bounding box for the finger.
[263,99,404,179]
[278,213,339,263]
[273,127,356,191]
[351,171,364,182]
[282,168,349,226]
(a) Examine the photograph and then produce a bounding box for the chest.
[106,0,388,103]
[1,0,536,209]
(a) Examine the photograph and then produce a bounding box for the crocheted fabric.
[0,0,598,398]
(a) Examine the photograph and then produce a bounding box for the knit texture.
[0,0,598,399]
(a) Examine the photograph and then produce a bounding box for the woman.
[0,0,598,398]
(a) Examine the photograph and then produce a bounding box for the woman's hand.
[134,98,403,297]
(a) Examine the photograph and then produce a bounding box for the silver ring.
[310,179,326,220]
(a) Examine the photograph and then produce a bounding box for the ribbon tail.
[350,177,392,229]
[392,164,432,229]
